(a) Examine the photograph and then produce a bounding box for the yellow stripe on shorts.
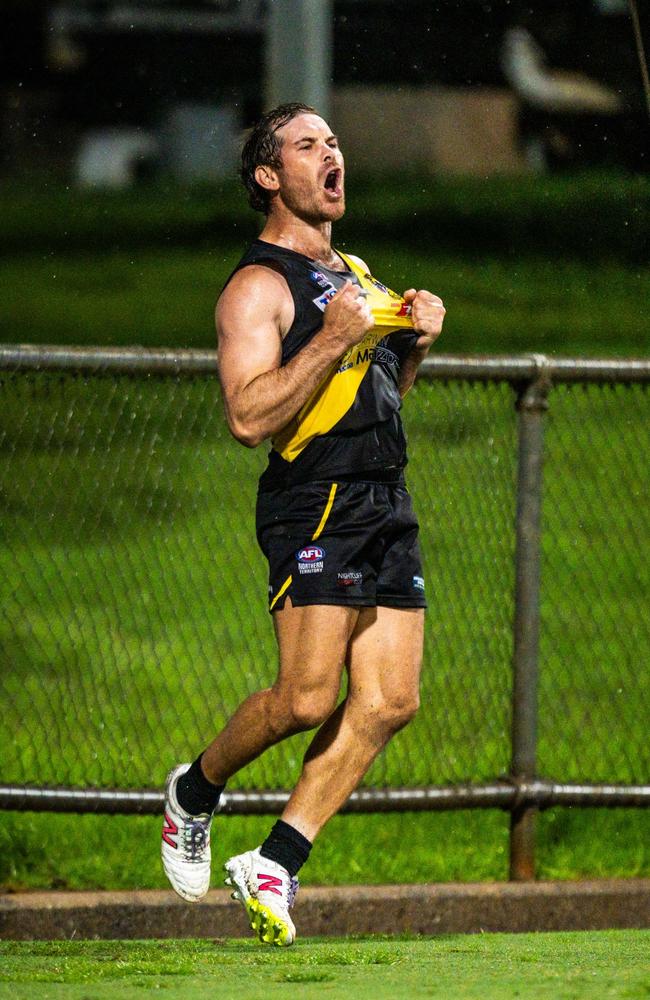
[311,482,338,540]
[268,482,338,611]
[269,573,292,612]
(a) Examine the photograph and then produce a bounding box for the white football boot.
[161,763,213,902]
[224,847,298,947]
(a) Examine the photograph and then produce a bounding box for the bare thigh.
[271,598,360,721]
[346,606,425,715]
[278,606,425,838]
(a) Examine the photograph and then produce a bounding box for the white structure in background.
[52,1,334,185]
[266,0,333,119]
[162,103,239,182]
[502,27,622,114]
[76,129,159,187]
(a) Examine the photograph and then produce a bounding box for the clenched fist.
[323,280,374,350]
[403,289,445,351]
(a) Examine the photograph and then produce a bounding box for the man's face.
[271,113,345,223]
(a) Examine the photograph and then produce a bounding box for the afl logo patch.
[296,546,325,562]
[296,545,325,575]
[309,270,331,289]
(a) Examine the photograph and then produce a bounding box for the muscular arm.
[397,288,446,397]
[216,265,372,447]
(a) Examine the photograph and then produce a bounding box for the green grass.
[1,172,648,263]
[0,175,649,892]
[1,932,649,999]
[1,809,648,895]
[2,380,646,793]
[0,812,509,891]
[1,173,649,356]
[2,247,648,355]
[0,378,648,890]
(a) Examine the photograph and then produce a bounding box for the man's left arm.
[397,289,445,397]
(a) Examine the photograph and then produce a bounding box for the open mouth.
[323,168,342,195]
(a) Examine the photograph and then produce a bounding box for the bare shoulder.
[216,263,295,393]
[216,264,294,338]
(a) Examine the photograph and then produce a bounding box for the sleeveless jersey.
[227,239,419,489]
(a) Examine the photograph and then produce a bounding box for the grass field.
[1,174,649,356]
[0,174,649,892]
[1,375,648,889]
[1,931,649,999]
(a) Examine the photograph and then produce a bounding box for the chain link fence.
[0,347,648,877]
[539,382,649,785]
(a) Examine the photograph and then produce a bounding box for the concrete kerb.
[2,880,649,941]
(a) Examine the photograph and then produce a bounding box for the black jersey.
[227,239,419,489]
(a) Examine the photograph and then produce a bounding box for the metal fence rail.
[1,346,648,880]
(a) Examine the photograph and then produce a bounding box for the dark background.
[1,0,647,174]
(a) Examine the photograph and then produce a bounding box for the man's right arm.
[216,265,372,447]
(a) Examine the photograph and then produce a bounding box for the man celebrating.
[161,103,445,946]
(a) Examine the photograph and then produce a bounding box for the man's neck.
[258,213,341,269]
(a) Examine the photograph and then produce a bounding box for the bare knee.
[269,684,338,735]
[376,691,420,734]
[290,687,339,731]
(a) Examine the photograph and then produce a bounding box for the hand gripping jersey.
[227,240,419,489]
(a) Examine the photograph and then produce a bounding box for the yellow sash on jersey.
[337,252,415,330]
[273,252,413,464]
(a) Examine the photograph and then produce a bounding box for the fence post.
[509,357,551,881]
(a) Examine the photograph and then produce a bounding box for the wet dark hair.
[240,102,317,214]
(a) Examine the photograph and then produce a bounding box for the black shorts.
[256,477,427,612]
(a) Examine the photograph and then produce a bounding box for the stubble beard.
[279,177,345,226]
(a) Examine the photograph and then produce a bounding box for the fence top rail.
[0,344,219,376]
[1,344,649,383]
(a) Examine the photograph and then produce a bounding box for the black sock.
[175,754,224,816]
[259,820,312,878]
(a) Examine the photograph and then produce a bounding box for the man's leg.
[200,601,359,783]
[162,601,357,902]
[224,605,424,944]
[280,605,424,840]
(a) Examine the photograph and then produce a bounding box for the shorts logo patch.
[296,545,325,575]
[413,575,425,591]
[337,571,362,587]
